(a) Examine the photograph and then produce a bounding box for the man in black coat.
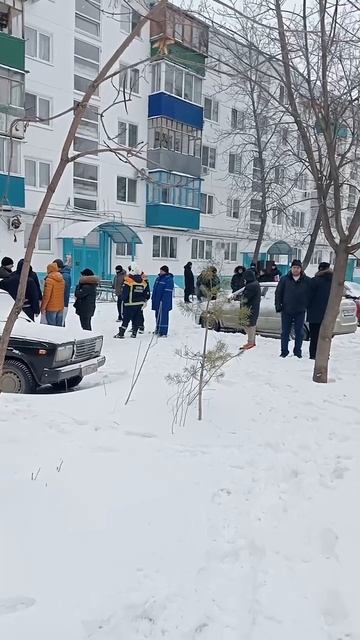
[239,269,261,350]
[307,262,332,359]
[275,259,311,358]
[0,260,40,320]
[0,256,14,280]
[74,268,100,330]
[184,262,195,303]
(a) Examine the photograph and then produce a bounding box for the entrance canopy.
[263,240,292,256]
[57,221,142,245]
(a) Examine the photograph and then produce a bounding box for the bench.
[96,280,116,302]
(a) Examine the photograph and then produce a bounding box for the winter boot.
[131,329,138,338]
[114,326,126,339]
[138,327,144,334]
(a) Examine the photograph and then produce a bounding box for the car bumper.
[40,355,106,384]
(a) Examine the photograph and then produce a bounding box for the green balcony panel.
[0,32,25,71]
[146,204,200,230]
[151,42,206,77]
[0,173,25,207]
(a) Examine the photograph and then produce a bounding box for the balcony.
[0,172,25,207]
[148,148,201,178]
[149,93,203,130]
[150,3,208,57]
[146,204,200,230]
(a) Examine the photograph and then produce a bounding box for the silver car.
[200,282,357,339]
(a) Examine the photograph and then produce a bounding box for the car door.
[257,286,280,335]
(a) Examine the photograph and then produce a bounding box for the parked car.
[0,291,105,394]
[344,281,360,326]
[199,282,357,338]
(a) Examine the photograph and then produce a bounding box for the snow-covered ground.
[1,303,359,640]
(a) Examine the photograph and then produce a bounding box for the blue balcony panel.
[0,173,25,207]
[148,93,203,130]
[146,204,200,230]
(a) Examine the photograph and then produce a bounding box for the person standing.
[41,263,65,326]
[54,258,72,325]
[112,264,126,322]
[275,259,311,358]
[0,259,40,320]
[196,266,220,301]
[0,256,14,280]
[152,265,174,337]
[270,262,281,282]
[74,268,99,331]
[307,262,332,360]
[184,262,195,303]
[114,266,150,338]
[138,270,150,333]
[239,269,261,350]
[231,265,246,293]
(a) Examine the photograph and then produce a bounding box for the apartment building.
[0,0,347,287]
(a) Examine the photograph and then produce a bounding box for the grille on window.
[73,338,98,362]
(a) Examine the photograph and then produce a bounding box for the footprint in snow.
[0,596,36,616]
[212,488,232,505]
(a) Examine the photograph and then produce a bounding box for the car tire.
[202,315,219,331]
[0,359,36,394]
[51,376,83,392]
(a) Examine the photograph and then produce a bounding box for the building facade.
[0,0,354,287]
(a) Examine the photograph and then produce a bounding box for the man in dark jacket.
[0,256,14,279]
[275,259,311,358]
[54,258,71,325]
[114,266,150,339]
[74,268,99,330]
[307,262,332,359]
[0,260,40,320]
[184,262,195,303]
[112,264,126,321]
[196,266,220,301]
[231,265,246,292]
[238,269,261,349]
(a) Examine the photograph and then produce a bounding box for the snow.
[1,302,360,639]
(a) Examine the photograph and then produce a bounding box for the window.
[75,0,101,37]
[163,63,202,104]
[151,62,161,93]
[24,223,51,252]
[25,159,51,189]
[274,165,285,185]
[279,85,288,105]
[73,161,98,209]
[116,242,134,257]
[116,176,137,203]
[272,207,284,225]
[152,235,177,259]
[229,153,241,175]
[74,101,99,154]
[292,248,302,261]
[120,2,141,33]
[0,137,21,174]
[252,157,261,192]
[231,108,244,130]
[250,198,262,231]
[119,64,140,94]
[191,238,213,260]
[25,27,52,63]
[117,121,138,147]
[148,117,201,158]
[348,184,357,211]
[74,38,100,95]
[200,193,214,215]
[202,145,216,169]
[227,198,240,219]
[292,210,305,228]
[147,171,200,209]
[311,249,323,265]
[329,250,335,265]
[224,242,237,262]
[204,96,219,122]
[25,92,51,125]
[296,172,308,191]
[0,68,24,110]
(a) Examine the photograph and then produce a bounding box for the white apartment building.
[0,0,349,288]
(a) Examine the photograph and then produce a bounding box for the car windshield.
[0,291,29,322]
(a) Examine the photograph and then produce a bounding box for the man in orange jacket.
[41,263,65,326]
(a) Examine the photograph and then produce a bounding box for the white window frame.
[191,238,213,260]
[224,241,238,262]
[74,38,100,96]
[203,96,219,122]
[311,249,323,265]
[163,62,202,105]
[116,176,137,204]
[231,108,245,130]
[229,153,242,175]
[271,207,284,226]
[73,160,98,210]
[250,198,262,232]
[152,234,178,259]
[274,165,285,185]
[74,101,99,155]
[116,242,135,257]
[24,222,52,253]
[24,158,51,190]
[119,2,142,35]
[119,63,140,95]
[226,198,240,219]
[200,193,214,215]
[202,145,216,169]
[117,120,139,148]
[75,0,101,39]
[292,210,305,228]
[25,26,53,63]
[0,137,21,175]
[25,92,52,127]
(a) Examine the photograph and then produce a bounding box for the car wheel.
[51,376,83,392]
[0,360,36,394]
[201,315,219,331]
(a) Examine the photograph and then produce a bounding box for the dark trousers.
[139,308,145,330]
[309,322,321,359]
[80,315,92,331]
[117,296,123,321]
[155,307,170,336]
[184,288,193,303]
[122,305,142,334]
[281,311,305,356]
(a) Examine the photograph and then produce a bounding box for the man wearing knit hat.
[0,257,14,280]
[275,259,311,358]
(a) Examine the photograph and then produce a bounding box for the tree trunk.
[302,207,322,270]
[313,245,348,383]
[198,299,210,421]
[252,211,267,264]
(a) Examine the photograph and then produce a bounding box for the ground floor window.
[191,238,213,260]
[24,222,51,252]
[311,249,323,265]
[152,234,177,259]
[116,242,134,257]
[224,242,237,262]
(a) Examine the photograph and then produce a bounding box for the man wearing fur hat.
[114,264,150,339]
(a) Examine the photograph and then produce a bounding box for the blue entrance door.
[63,231,110,286]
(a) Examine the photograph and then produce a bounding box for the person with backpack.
[114,265,150,339]
[74,268,99,331]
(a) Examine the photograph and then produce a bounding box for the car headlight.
[54,343,74,364]
[94,336,103,354]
